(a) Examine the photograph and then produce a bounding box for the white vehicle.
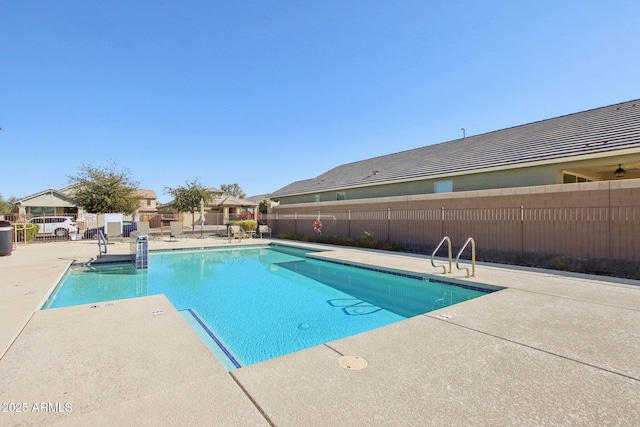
[28,216,78,237]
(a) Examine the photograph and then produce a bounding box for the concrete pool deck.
[1,237,639,426]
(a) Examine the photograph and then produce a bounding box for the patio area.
[1,237,639,426]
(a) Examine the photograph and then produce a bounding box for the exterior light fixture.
[615,164,625,178]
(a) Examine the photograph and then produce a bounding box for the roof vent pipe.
[461,128,466,139]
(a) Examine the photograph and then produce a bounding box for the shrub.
[240,219,257,231]
[225,220,241,230]
[225,219,257,233]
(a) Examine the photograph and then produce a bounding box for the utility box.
[0,221,12,256]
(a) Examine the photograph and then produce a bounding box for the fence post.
[274,212,278,235]
[520,205,524,256]
[294,212,297,235]
[348,210,351,238]
[387,208,391,241]
[608,205,612,260]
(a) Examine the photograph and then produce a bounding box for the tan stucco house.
[16,187,158,219]
[159,187,259,226]
[134,189,158,220]
[16,187,79,217]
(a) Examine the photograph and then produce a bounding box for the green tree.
[0,193,16,214]
[164,179,212,230]
[220,183,245,198]
[67,162,142,214]
[258,198,268,214]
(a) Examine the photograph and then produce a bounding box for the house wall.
[269,178,640,262]
[20,193,76,208]
[137,198,158,221]
[278,164,561,204]
[19,192,79,216]
[275,153,640,205]
[141,198,157,210]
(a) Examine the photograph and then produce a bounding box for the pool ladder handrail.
[455,237,476,277]
[98,229,107,256]
[433,291,454,309]
[431,236,452,274]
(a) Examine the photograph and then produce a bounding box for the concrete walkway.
[1,237,639,426]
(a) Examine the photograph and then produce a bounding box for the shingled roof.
[135,189,157,199]
[271,99,640,197]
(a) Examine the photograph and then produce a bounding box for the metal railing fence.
[1,211,270,244]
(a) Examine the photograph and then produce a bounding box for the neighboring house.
[135,189,158,220]
[16,187,158,219]
[209,194,258,221]
[206,188,259,221]
[15,188,79,217]
[245,194,270,205]
[245,194,272,214]
[159,187,259,225]
[270,99,640,205]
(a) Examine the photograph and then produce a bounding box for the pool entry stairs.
[94,230,148,269]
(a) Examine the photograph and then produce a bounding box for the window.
[28,207,55,215]
[336,192,346,201]
[434,180,453,193]
[146,199,152,206]
[563,173,591,184]
[314,195,320,202]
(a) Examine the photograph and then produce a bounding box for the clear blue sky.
[2,1,639,203]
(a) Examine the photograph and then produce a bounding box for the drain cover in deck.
[338,356,368,370]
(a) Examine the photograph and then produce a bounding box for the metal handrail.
[455,237,476,277]
[13,222,23,246]
[98,229,107,256]
[13,222,37,246]
[431,236,452,273]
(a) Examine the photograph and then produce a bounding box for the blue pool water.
[44,245,495,368]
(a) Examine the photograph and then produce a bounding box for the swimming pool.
[44,245,498,369]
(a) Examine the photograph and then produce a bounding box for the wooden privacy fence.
[266,206,639,262]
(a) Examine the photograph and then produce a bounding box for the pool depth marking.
[180,308,242,369]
